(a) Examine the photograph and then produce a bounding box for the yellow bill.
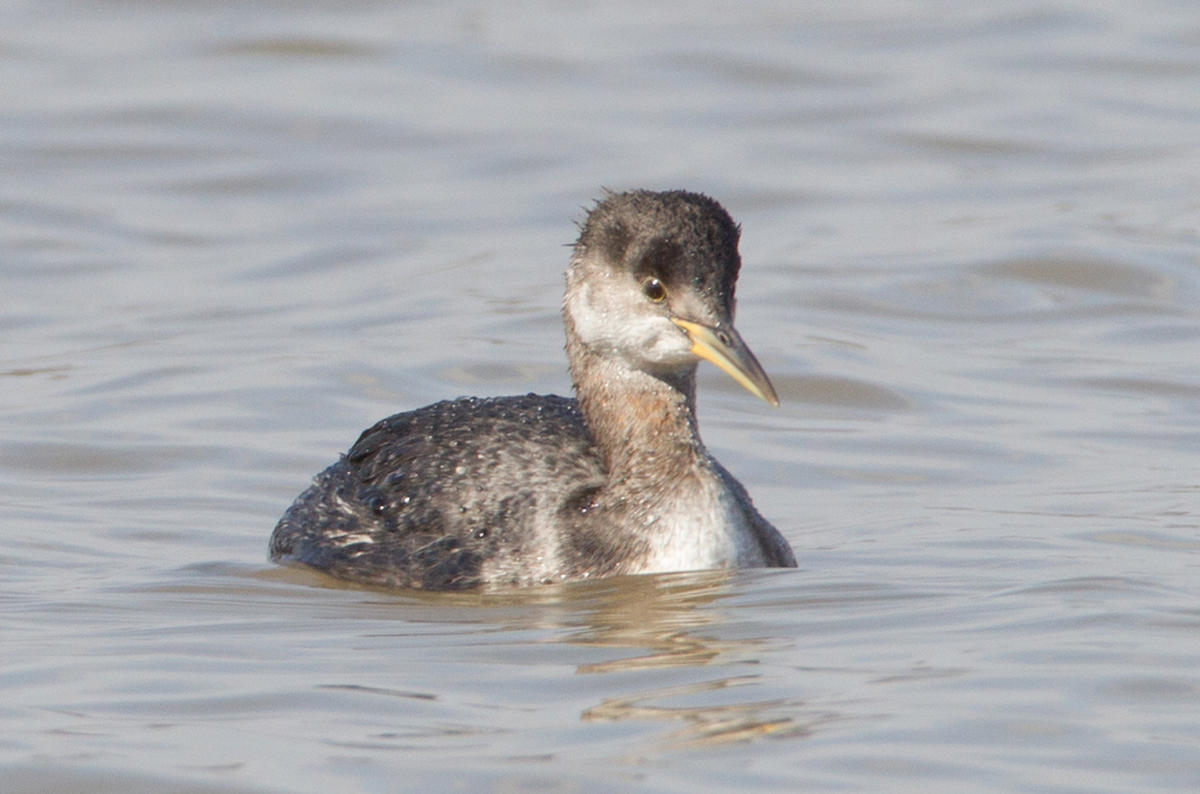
[670,317,780,407]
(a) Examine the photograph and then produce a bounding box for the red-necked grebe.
[270,190,796,589]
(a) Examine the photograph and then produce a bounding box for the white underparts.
[627,471,769,574]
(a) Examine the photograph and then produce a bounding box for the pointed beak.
[670,317,780,407]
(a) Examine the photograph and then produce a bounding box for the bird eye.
[642,277,667,303]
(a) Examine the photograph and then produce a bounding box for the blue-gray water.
[3,1,1199,792]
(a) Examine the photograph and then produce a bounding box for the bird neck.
[566,334,706,485]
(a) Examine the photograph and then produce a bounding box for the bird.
[270,189,796,590]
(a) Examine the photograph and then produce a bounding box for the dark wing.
[269,394,605,589]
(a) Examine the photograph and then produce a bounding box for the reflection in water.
[568,571,737,672]
[209,566,831,754]
[583,676,819,751]
[259,566,833,751]
[558,572,831,750]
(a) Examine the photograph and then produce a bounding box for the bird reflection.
[557,572,835,751]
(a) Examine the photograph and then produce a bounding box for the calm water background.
[3,0,1199,792]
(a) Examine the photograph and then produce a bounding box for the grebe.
[270,190,796,589]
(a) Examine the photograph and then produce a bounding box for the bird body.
[271,190,797,589]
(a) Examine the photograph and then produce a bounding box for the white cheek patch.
[643,321,694,365]
[565,280,611,348]
[567,279,693,368]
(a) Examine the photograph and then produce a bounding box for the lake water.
[3,0,1199,791]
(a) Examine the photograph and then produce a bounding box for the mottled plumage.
[271,190,797,589]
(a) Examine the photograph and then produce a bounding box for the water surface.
[2,1,1199,792]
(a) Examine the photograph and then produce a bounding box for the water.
[3,0,1199,791]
